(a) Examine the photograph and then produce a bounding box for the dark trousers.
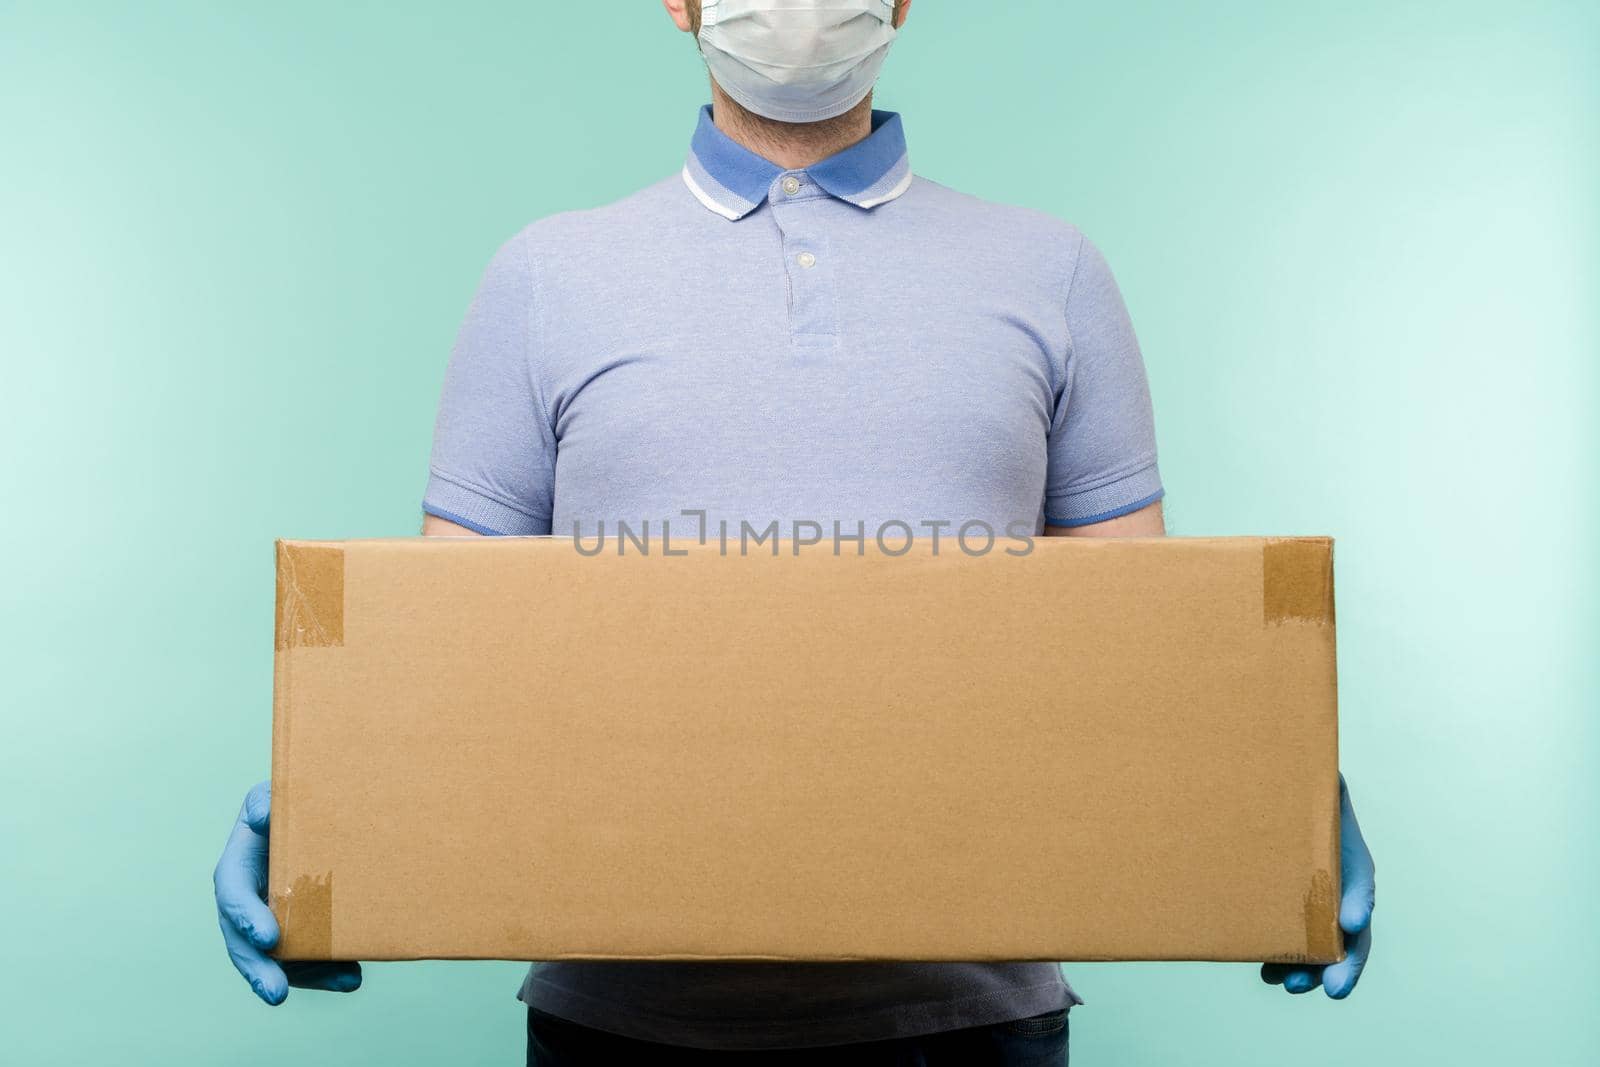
[527,1006,1069,1066]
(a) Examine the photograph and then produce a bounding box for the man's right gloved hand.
[214,781,363,1004]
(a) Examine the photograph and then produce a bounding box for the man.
[214,1,1376,1062]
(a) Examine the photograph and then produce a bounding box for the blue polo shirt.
[424,106,1163,1050]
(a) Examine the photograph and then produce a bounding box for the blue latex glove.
[1261,775,1375,999]
[214,781,362,1004]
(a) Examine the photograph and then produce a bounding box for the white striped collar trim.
[680,164,742,221]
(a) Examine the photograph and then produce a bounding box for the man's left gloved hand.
[1260,775,1375,999]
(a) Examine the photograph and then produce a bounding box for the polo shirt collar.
[682,105,913,221]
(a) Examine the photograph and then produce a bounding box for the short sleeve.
[1044,234,1164,526]
[422,231,556,535]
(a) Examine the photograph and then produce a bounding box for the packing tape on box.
[276,543,345,649]
[272,871,334,959]
[1304,868,1344,962]
[1262,538,1335,626]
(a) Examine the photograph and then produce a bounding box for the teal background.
[2,1,1595,1062]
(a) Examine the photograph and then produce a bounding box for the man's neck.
[709,84,875,170]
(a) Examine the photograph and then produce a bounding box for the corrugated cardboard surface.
[269,536,1341,964]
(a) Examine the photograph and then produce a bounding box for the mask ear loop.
[698,0,722,34]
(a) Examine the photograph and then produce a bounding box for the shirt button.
[796,251,817,269]
[781,175,802,196]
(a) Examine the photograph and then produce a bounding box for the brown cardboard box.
[268,535,1341,964]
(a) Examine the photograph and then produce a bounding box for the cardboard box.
[269,535,1341,964]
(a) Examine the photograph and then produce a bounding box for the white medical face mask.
[697,0,899,124]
